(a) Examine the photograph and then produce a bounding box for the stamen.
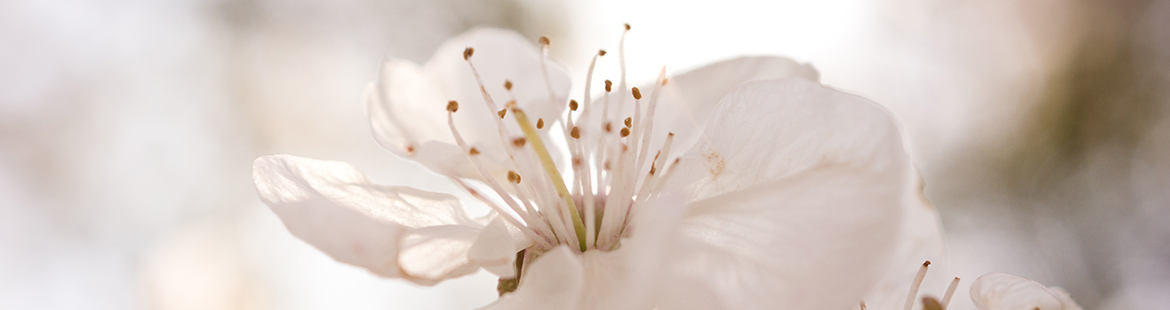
[508,171,521,184]
[921,297,943,310]
[570,127,580,139]
[504,80,513,91]
[536,118,544,129]
[445,108,547,246]
[511,107,587,252]
[620,128,630,137]
[633,67,667,179]
[498,109,507,119]
[624,117,632,128]
[904,261,931,310]
[941,277,960,309]
[569,99,578,111]
[537,36,556,102]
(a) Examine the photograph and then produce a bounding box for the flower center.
[443,24,679,255]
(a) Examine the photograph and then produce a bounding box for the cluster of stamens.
[860,261,962,310]
[444,24,679,259]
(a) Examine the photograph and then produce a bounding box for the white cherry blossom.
[253,26,933,309]
[969,273,1082,310]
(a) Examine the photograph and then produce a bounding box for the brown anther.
[469,147,480,155]
[463,47,474,60]
[621,143,628,151]
[498,109,507,119]
[662,78,669,86]
[569,99,578,111]
[649,165,656,175]
[507,171,521,184]
[624,23,631,31]
[598,49,607,56]
[572,157,582,167]
[539,36,550,46]
[620,128,630,137]
[446,100,459,112]
[512,137,527,147]
[668,132,675,137]
[604,80,613,92]
[504,80,513,90]
[632,87,642,100]
[570,127,580,139]
[405,145,415,154]
[536,118,544,129]
[605,122,613,132]
[624,117,632,128]
[921,297,943,310]
[673,158,680,164]
[923,260,931,267]
[604,161,611,170]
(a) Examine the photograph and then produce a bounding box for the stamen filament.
[941,277,960,309]
[634,67,667,180]
[904,261,931,310]
[511,107,587,252]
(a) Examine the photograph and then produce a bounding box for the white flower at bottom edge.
[252,27,925,310]
[968,273,1082,310]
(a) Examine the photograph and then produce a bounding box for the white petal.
[861,174,950,310]
[662,78,912,309]
[970,273,1083,310]
[252,155,478,278]
[468,217,522,278]
[578,56,819,159]
[480,246,584,310]
[398,225,483,285]
[368,27,570,179]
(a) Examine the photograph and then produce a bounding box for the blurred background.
[1,0,1168,309]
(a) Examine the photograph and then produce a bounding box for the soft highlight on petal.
[662,78,913,309]
[252,155,477,279]
[398,224,483,285]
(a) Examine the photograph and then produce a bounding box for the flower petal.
[970,273,1083,310]
[468,217,525,278]
[860,174,950,310]
[252,155,477,278]
[480,246,584,310]
[662,78,912,309]
[577,56,819,159]
[398,224,483,285]
[368,27,570,180]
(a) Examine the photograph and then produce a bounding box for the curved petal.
[576,56,819,160]
[660,78,912,309]
[369,27,571,180]
[480,246,584,310]
[398,224,483,285]
[252,155,478,278]
[970,273,1083,310]
[469,217,527,278]
[861,173,950,310]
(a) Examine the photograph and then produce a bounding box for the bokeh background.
[2,0,1168,309]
